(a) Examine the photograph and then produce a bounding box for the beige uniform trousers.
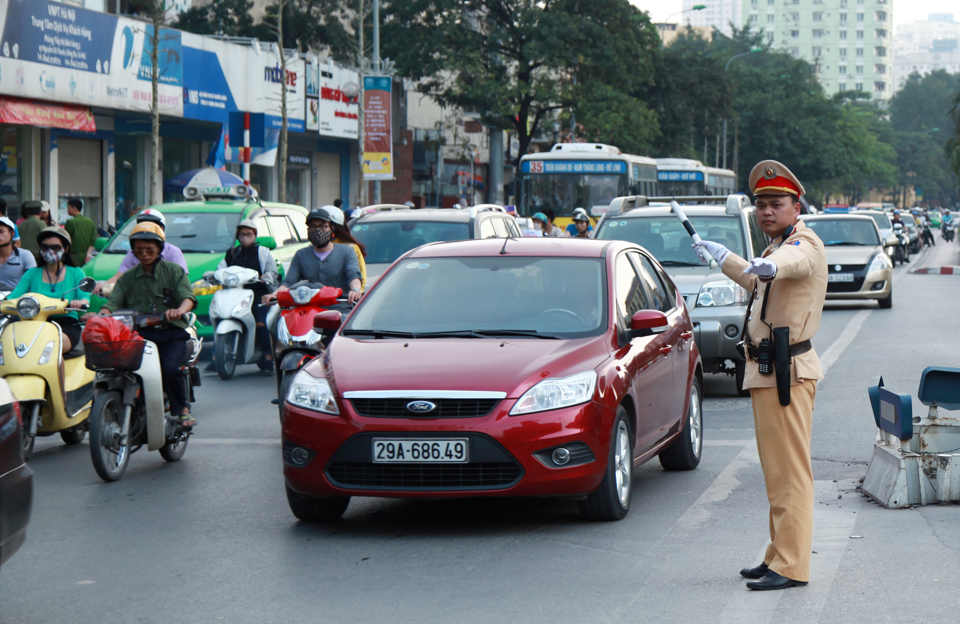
[751,379,816,583]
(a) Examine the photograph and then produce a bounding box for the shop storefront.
[286,152,312,208]
[0,125,27,209]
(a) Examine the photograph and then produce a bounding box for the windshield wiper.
[824,241,867,246]
[341,328,561,339]
[659,260,702,267]
[470,329,560,339]
[341,329,419,338]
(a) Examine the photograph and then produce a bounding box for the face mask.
[309,228,332,248]
[42,248,65,265]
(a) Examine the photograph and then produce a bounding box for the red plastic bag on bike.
[82,316,145,372]
[81,316,141,344]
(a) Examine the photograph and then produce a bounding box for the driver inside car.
[85,222,198,428]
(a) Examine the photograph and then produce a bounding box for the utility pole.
[372,0,381,204]
[356,0,367,208]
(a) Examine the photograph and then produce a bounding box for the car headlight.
[191,279,221,296]
[16,296,40,319]
[287,368,339,414]
[223,273,241,288]
[230,292,254,317]
[697,280,748,307]
[510,371,597,415]
[869,253,891,272]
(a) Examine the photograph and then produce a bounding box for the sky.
[628,0,957,27]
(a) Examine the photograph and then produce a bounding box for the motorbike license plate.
[372,439,469,463]
[828,273,855,282]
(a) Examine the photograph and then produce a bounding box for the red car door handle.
[660,345,673,355]
[680,330,693,340]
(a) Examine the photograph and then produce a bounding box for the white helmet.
[137,208,166,229]
[319,205,344,227]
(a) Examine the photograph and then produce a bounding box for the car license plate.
[828,273,855,282]
[372,439,469,463]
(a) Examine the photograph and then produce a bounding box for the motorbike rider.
[218,219,279,372]
[571,212,592,238]
[327,206,368,290]
[891,210,903,226]
[86,222,198,428]
[262,207,363,306]
[566,208,594,237]
[94,209,188,296]
[0,216,36,291]
[9,227,90,353]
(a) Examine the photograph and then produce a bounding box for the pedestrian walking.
[693,160,827,591]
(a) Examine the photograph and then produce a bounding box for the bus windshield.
[521,173,627,218]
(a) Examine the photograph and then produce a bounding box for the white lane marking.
[818,308,872,375]
[715,480,859,623]
[704,439,755,447]
[675,443,760,531]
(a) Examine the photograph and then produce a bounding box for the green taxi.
[83,196,311,339]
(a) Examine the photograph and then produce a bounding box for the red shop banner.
[0,97,96,133]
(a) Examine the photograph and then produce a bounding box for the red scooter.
[270,282,347,418]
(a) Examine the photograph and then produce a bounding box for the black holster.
[773,327,791,406]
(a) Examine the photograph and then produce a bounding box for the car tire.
[285,484,350,521]
[579,407,632,521]
[735,360,750,397]
[659,376,703,471]
[878,290,893,309]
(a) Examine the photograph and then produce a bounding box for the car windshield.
[596,214,745,266]
[805,219,881,246]
[864,212,891,230]
[104,211,242,254]
[350,220,471,264]
[345,256,607,338]
[901,215,916,226]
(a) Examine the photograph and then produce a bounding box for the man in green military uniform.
[64,198,97,266]
[18,201,46,263]
[85,221,198,427]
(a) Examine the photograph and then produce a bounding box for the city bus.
[656,158,737,197]
[519,144,658,228]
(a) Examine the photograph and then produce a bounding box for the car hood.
[822,246,882,265]
[321,334,612,399]
[662,266,729,296]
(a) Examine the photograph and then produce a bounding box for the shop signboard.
[261,50,305,133]
[362,76,392,180]
[0,96,96,132]
[317,63,358,139]
[0,0,182,115]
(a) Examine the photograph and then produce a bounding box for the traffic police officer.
[694,160,827,591]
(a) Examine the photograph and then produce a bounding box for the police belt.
[743,339,812,361]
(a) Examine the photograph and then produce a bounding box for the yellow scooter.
[0,278,97,459]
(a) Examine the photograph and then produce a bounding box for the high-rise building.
[683,0,743,36]
[742,0,893,101]
[892,14,960,91]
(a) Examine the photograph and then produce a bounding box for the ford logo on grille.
[406,400,437,414]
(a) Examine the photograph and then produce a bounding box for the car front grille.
[829,264,867,273]
[350,398,500,418]
[327,462,522,489]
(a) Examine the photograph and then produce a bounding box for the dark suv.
[350,205,521,282]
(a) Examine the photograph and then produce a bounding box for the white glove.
[692,240,730,267]
[743,257,778,280]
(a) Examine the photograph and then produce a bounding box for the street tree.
[380,0,660,163]
[173,0,257,37]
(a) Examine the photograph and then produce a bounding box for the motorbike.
[204,266,276,380]
[0,278,97,459]
[892,223,910,265]
[268,282,345,419]
[922,223,936,247]
[86,311,203,482]
[942,221,955,243]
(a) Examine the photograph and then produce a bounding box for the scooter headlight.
[16,297,40,319]
[38,340,56,365]
[287,369,339,414]
[230,292,254,317]
[223,273,241,288]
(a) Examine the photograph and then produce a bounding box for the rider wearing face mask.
[218,219,279,372]
[9,227,90,353]
[262,207,363,305]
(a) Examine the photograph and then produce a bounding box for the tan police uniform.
[720,160,827,583]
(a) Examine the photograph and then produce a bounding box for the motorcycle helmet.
[573,212,590,223]
[129,221,166,251]
[0,216,17,236]
[37,226,72,249]
[236,218,258,235]
[137,208,166,230]
[306,207,335,225]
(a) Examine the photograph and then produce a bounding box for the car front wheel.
[579,407,632,521]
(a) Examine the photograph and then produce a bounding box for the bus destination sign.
[521,160,627,174]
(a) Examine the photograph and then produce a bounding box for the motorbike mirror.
[313,310,342,332]
[78,277,96,293]
[256,235,277,250]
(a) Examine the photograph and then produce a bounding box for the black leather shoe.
[739,562,768,579]
[746,571,808,591]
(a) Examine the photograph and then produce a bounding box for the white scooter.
[86,311,203,482]
[205,266,274,380]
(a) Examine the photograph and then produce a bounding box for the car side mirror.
[630,310,668,335]
[313,310,342,331]
[256,236,277,250]
[78,277,96,293]
[94,237,109,252]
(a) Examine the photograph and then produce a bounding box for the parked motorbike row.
[1,274,347,480]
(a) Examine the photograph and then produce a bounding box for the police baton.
[671,201,717,269]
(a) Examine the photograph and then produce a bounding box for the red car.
[281,238,703,521]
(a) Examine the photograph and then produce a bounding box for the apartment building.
[682,0,743,36]
[892,14,960,91]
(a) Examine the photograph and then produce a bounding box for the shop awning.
[0,97,96,133]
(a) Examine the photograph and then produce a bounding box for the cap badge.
[764,167,777,179]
